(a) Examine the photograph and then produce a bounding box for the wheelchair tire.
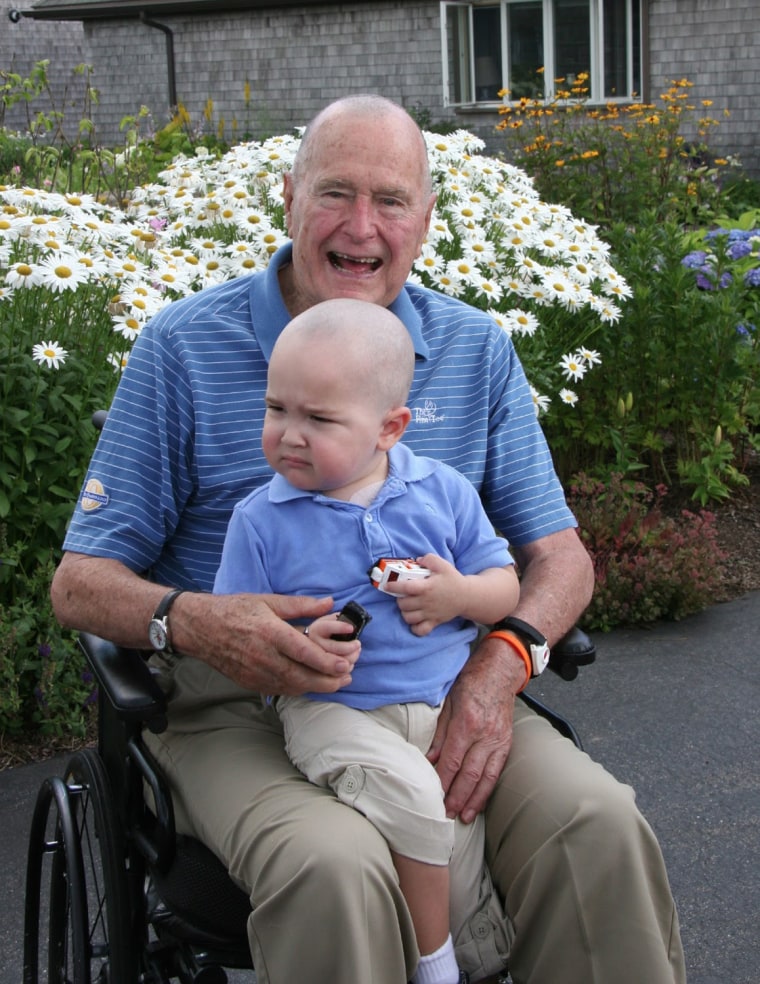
[23,748,137,984]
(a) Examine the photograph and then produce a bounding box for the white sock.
[413,934,460,984]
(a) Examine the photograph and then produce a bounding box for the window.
[441,0,642,105]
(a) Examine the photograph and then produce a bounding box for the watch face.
[148,618,168,651]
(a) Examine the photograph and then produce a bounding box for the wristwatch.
[493,616,550,676]
[148,588,185,654]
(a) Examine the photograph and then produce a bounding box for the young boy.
[214,298,520,984]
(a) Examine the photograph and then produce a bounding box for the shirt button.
[365,513,373,522]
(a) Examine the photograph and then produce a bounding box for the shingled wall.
[648,0,760,176]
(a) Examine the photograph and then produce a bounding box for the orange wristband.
[485,630,532,693]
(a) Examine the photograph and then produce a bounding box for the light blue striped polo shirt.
[64,243,575,591]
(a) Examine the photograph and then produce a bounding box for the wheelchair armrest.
[548,625,596,681]
[78,632,168,733]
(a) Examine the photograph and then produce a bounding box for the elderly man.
[52,95,684,984]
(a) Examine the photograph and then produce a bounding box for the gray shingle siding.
[648,0,760,175]
[1,0,86,136]
[44,4,450,147]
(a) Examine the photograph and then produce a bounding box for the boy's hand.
[388,553,464,636]
[305,612,363,661]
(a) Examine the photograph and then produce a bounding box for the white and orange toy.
[368,557,431,593]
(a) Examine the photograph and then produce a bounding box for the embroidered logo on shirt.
[412,399,445,425]
[81,478,109,512]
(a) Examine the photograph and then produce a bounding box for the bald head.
[292,95,433,198]
[274,298,415,411]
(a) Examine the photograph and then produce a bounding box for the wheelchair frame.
[23,628,592,984]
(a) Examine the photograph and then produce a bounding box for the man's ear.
[378,406,412,450]
[282,172,294,233]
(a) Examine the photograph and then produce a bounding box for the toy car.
[368,557,431,593]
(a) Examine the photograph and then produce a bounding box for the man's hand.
[51,553,358,699]
[426,634,524,823]
[172,591,359,696]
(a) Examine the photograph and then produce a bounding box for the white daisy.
[559,388,579,406]
[503,309,540,337]
[6,260,43,289]
[559,353,587,381]
[107,351,130,372]
[111,313,144,342]
[32,340,69,369]
[37,251,92,293]
[414,243,445,279]
[529,385,551,416]
[579,348,602,366]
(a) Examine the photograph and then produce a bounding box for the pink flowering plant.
[567,473,725,631]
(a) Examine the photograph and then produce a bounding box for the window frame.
[440,0,643,107]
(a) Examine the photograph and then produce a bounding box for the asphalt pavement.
[2,592,758,983]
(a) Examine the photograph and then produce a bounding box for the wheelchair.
[22,622,594,984]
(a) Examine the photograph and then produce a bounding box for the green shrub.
[0,549,95,737]
[542,214,760,504]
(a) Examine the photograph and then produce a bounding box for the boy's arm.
[392,554,519,637]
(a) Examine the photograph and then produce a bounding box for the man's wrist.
[485,630,532,692]
[154,589,195,656]
[491,616,551,678]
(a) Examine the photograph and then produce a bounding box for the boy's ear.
[378,406,412,450]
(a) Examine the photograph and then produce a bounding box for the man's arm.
[427,527,593,822]
[51,552,356,696]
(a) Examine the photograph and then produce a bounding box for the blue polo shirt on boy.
[63,243,575,594]
[214,443,513,709]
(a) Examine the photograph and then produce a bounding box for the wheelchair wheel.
[24,748,137,984]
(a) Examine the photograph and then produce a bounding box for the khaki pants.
[145,655,685,984]
[277,696,511,979]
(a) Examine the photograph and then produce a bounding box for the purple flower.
[744,267,760,287]
[38,643,52,659]
[727,241,753,260]
[696,269,732,290]
[682,250,708,269]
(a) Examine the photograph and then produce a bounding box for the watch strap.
[151,588,185,653]
[492,616,550,677]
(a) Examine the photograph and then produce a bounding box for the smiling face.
[280,100,436,315]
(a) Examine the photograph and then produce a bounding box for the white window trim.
[441,0,642,108]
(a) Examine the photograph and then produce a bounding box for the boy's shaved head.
[274,298,415,411]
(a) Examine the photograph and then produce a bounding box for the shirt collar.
[249,243,430,362]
